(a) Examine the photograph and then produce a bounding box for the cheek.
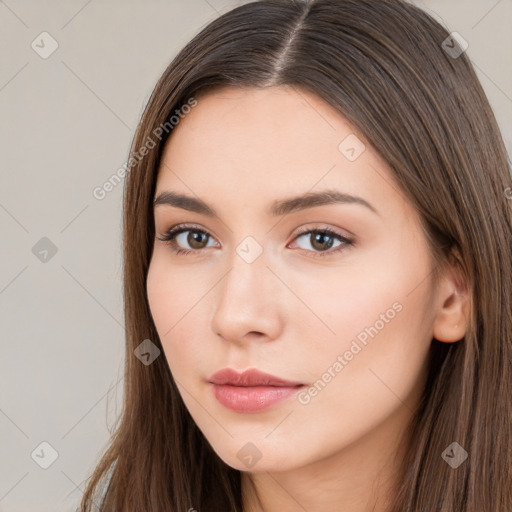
[315,230,434,349]
[146,251,199,329]
[146,254,211,377]
[297,244,434,416]
[284,279,432,464]
[146,256,172,330]
[296,263,406,355]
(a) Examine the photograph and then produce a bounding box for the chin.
[209,441,297,473]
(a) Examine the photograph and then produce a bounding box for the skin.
[146,85,470,512]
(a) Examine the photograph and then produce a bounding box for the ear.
[432,248,470,343]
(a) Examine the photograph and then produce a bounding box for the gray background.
[1,0,510,510]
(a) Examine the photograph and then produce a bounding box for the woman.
[80,0,512,510]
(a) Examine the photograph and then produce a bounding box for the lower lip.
[210,383,304,413]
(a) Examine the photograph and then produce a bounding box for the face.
[146,86,439,473]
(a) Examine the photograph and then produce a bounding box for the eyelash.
[156,223,354,259]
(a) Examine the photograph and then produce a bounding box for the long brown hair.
[80,0,512,510]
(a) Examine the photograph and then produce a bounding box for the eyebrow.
[153,189,379,217]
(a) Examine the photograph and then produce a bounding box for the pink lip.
[208,368,305,413]
[209,368,303,387]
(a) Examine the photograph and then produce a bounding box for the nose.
[210,247,284,345]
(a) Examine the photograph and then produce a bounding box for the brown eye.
[157,225,218,255]
[291,227,354,258]
[186,231,209,249]
[309,232,336,251]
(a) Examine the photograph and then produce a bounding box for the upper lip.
[208,368,304,387]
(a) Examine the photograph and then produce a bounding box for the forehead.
[161,86,353,173]
[155,86,406,222]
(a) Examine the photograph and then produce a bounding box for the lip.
[208,368,305,413]
[209,368,304,387]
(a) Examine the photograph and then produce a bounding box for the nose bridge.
[220,240,272,313]
[211,237,282,341]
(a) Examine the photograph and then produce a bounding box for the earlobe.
[433,317,467,344]
[432,249,470,344]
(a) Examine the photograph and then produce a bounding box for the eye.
[156,224,218,256]
[289,226,353,258]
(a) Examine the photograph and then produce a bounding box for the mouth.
[208,367,304,387]
[207,368,306,413]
